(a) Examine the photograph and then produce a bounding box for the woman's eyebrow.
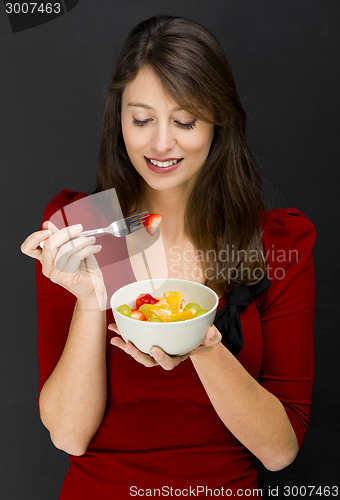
[127,102,183,112]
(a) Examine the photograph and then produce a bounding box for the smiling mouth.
[145,157,183,168]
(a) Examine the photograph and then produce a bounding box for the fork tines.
[125,211,149,227]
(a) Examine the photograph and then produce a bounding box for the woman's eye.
[131,117,197,129]
[132,117,152,127]
[175,119,197,130]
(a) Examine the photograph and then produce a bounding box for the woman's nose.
[151,124,176,154]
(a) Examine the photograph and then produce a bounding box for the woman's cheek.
[123,127,148,153]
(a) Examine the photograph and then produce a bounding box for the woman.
[21,15,316,499]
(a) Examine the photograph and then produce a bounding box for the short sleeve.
[256,207,316,448]
[36,190,86,405]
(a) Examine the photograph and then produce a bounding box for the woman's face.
[121,66,214,195]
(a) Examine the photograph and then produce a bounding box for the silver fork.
[81,211,149,238]
[39,211,149,248]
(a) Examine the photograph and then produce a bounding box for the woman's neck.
[139,186,188,244]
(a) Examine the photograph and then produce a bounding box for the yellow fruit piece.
[146,303,172,322]
[170,309,195,322]
[164,291,182,313]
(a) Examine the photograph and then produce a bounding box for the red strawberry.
[131,308,147,321]
[136,293,158,309]
[143,214,163,236]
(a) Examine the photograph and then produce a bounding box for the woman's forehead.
[121,65,214,122]
[122,67,178,108]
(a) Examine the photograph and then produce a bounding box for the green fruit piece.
[117,305,132,317]
[139,304,151,319]
[148,317,163,322]
[193,309,208,318]
[184,302,202,313]
[170,318,184,322]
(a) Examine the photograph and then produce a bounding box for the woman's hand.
[21,221,106,307]
[108,323,222,370]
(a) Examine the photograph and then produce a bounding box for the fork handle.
[81,228,106,237]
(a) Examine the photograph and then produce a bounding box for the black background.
[1,1,339,499]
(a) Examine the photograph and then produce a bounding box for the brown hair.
[96,15,267,296]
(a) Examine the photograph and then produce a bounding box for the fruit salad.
[117,291,208,322]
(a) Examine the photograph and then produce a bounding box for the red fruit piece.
[136,293,158,309]
[131,308,147,321]
[143,214,163,236]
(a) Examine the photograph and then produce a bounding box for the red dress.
[35,190,316,499]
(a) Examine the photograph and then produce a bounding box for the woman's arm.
[39,297,107,456]
[22,220,107,456]
[190,341,298,471]
[190,209,316,471]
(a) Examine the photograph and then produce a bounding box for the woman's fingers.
[149,347,189,370]
[109,323,160,367]
[79,251,100,271]
[21,221,65,260]
[22,222,103,275]
[108,324,219,370]
[54,236,98,271]
[188,326,222,359]
[43,224,84,259]
[42,220,59,233]
[202,325,222,346]
[110,336,127,349]
[21,228,52,257]
[41,224,87,275]
[21,229,54,260]
[110,336,158,367]
[108,323,120,334]
[61,244,102,273]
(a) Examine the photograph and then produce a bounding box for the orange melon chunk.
[146,303,172,322]
[170,309,196,322]
[164,291,182,313]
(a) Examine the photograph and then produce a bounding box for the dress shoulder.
[260,207,316,261]
[256,207,316,313]
[261,207,316,240]
[40,189,87,225]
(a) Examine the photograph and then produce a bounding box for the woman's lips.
[144,156,183,174]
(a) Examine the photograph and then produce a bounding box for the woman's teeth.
[148,158,181,167]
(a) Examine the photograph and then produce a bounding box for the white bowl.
[110,279,219,355]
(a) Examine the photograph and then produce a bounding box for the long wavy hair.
[96,15,267,296]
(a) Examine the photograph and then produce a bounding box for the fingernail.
[74,224,83,231]
[89,236,96,243]
[42,229,52,235]
[149,349,159,358]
